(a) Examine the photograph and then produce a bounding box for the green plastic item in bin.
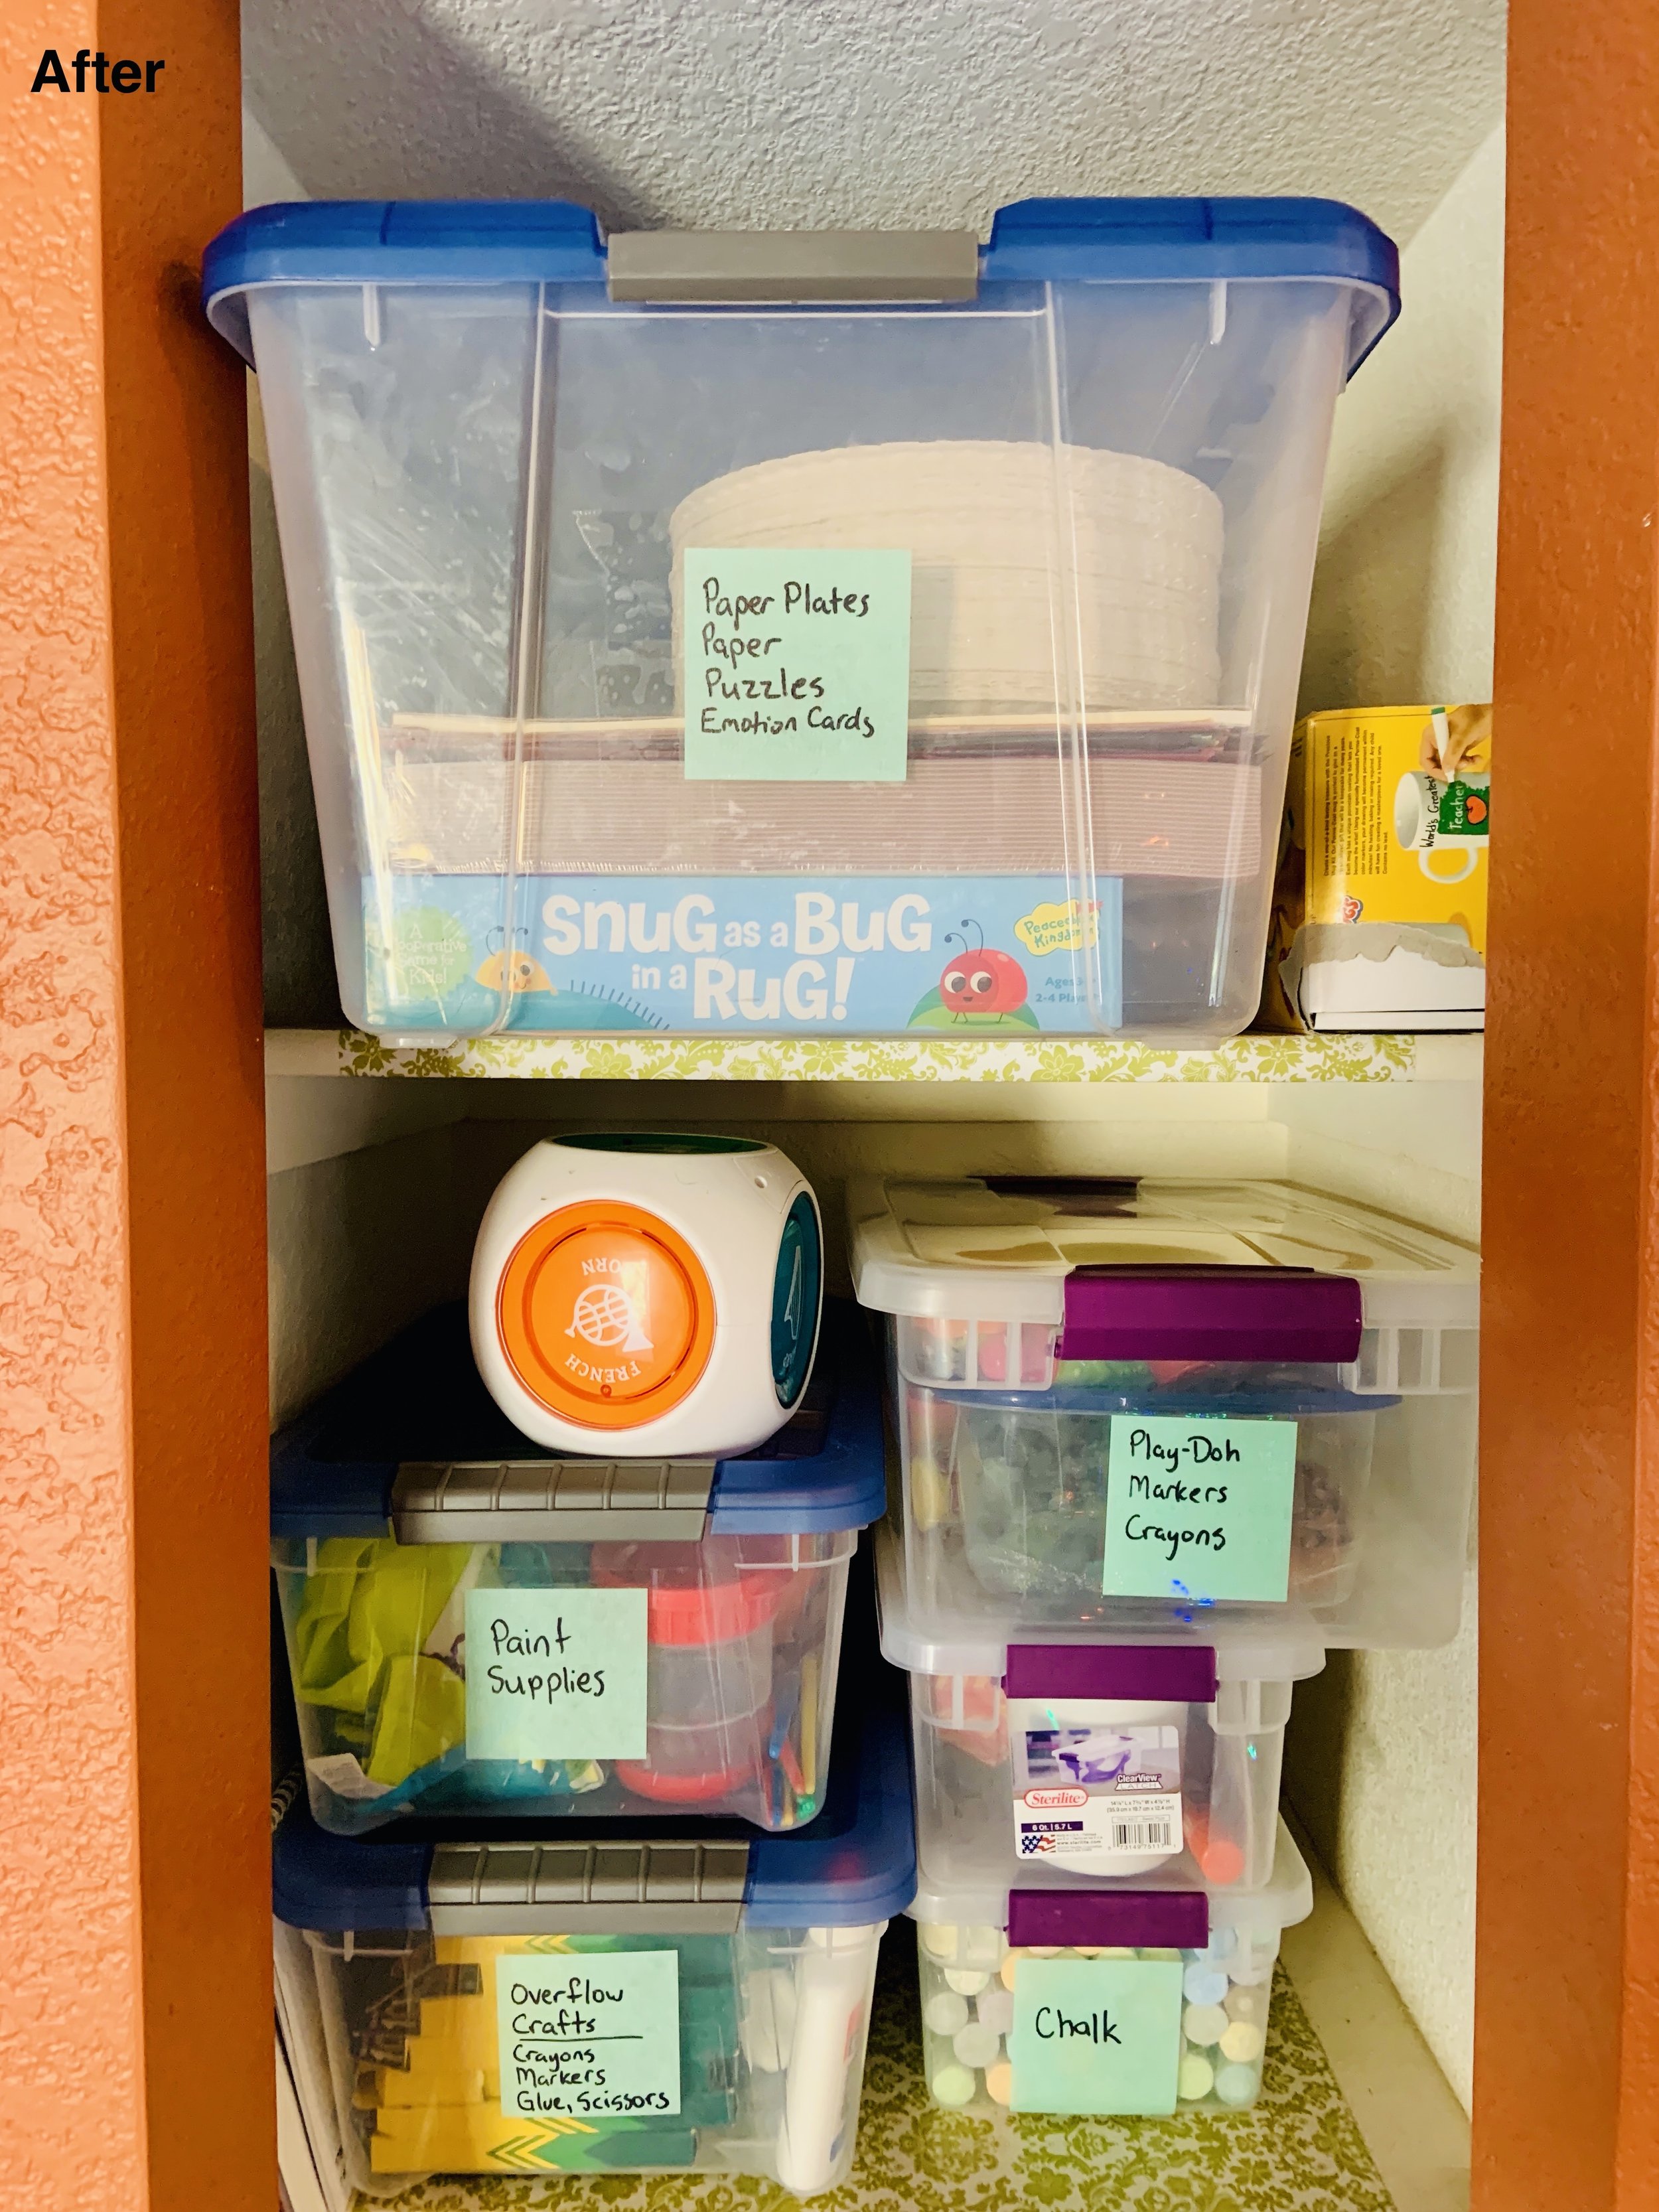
[289,1538,474,1788]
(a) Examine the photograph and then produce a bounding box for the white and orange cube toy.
[470,1133,822,1456]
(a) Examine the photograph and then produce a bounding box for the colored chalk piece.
[1007,1954,1184,2116]
[1102,1414,1298,1603]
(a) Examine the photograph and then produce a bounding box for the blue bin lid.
[203,194,1397,376]
[272,1662,916,1933]
[270,1297,885,1542]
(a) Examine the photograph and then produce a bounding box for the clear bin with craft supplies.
[877,1523,1314,1895]
[201,196,1398,1044]
[271,1691,915,2196]
[470,1131,822,1460]
[851,1174,1479,1649]
[910,1817,1310,2118]
[270,1302,883,1836]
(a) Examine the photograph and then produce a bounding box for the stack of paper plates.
[670,441,1222,715]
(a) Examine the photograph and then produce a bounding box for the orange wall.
[1479,0,1659,2205]
[0,1,147,2200]
[0,5,271,2207]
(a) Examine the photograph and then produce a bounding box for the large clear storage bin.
[852,1175,1478,1649]
[911,1818,1310,2118]
[271,1696,914,2195]
[878,1526,1311,1895]
[271,1304,883,1836]
[202,197,1398,1044]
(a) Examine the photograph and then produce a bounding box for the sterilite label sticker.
[1009,1702,1183,1865]
[1008,1954,1184,2116]
[681,548,912,783]
[496,1950,682,2120]
[464,1587,648,1763]
[1102,1414,1299,1605]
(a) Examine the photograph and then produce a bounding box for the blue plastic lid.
[268,1297,885,1541]
[203,194,1397,376]
[272,1670,916,1933]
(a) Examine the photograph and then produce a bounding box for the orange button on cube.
[495,1202,716,1430]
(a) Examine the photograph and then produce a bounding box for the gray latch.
[392,1458,715,1542]
[428,1838,753,1935]
[607,228,979,305]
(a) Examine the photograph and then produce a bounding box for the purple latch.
[1007,1887,1210,1949]
[1058,1266,1364,1365]
[1003,1643,1218,1704]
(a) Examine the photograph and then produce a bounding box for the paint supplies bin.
[851,1174,1479,1649]
[910,1817,1310,2118]
[877,1526,1310,1895]
[202,196,1398,1045]
[271,1693,915,2195]
[271,1303,883,1836]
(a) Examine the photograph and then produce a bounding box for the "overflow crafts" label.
[1101,1414,1299,1605]
[1008,1955,1184,2114]
[496,1950,682,2119]
[464,1587,648,1761]
[682,548,912,783]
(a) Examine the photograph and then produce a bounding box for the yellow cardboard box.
[1263,703,1490,1032]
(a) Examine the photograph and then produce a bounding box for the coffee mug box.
[1262,704,1491,1033]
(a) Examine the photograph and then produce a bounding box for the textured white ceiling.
[243,0,1506,247]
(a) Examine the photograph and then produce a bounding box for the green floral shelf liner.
[328,1028,1425,1084]
[353,1925,1394,2212]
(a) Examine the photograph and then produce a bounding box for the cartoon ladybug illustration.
[939,920,1029,1019]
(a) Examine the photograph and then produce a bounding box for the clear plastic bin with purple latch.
[852,1175,1479,1651]
[877,1522,1315,1897]
[912,1818,1311,2118]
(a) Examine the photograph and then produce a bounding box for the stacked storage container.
[854,1171,1477,2118]
[202,194,1398,1047]
[209,181,1419,2176]
[273,1690,913,2192]
[269,1138,907,2195]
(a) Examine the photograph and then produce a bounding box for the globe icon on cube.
[567,1280,653,1353]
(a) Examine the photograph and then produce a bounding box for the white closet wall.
[1285,125,1506,2113]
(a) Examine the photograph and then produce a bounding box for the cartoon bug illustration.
[475,927,552,995]
[939,920,1029,1017]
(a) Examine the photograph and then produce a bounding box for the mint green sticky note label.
[465,1587,648,1761]
[682,547,911,782]
[1102,1414,1298,1603]
[496,1949,681,2120]
[1009,1956,1183,2115]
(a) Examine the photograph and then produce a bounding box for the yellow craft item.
[370,2101,601,2175]
[374,2063,486,2108]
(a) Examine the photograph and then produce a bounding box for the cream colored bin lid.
[849,1175,1480,1329]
